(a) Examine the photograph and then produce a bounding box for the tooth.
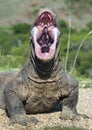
[48,23,50,26]
[42,23,44,26]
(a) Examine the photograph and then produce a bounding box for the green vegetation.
[0,21,92,78]
[0,23,30,69]
[60,20,92,78]
[43,126,88,130]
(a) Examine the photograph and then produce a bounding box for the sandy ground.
[0,88,92,130]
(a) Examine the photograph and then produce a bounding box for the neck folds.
[33,56,55,79]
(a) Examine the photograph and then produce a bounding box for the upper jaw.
[31,10,60,62]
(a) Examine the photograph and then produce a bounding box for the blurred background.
[0,0,92,78]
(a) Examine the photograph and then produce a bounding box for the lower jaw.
[35,53,55,62]
[34,45,56,61]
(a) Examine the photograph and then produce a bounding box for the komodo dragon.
[0,9,87,125]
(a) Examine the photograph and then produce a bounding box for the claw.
[60,111,90,121]
[30,116,39,125]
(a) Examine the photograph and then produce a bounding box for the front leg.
[61,84,78,120]
[4,77,38,126]
[60,75,88,120]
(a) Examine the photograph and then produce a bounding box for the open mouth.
[31,10,60,61]
[37,26,54,53]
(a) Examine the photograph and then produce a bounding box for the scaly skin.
[0,9,88,126]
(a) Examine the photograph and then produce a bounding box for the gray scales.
[0,9,88,126]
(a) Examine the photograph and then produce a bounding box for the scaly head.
[31,9,60,62]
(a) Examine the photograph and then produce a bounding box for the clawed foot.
[78,113,89,119]
[60,107,89,121]
[10,114,39,126]
[60,112,89,121]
